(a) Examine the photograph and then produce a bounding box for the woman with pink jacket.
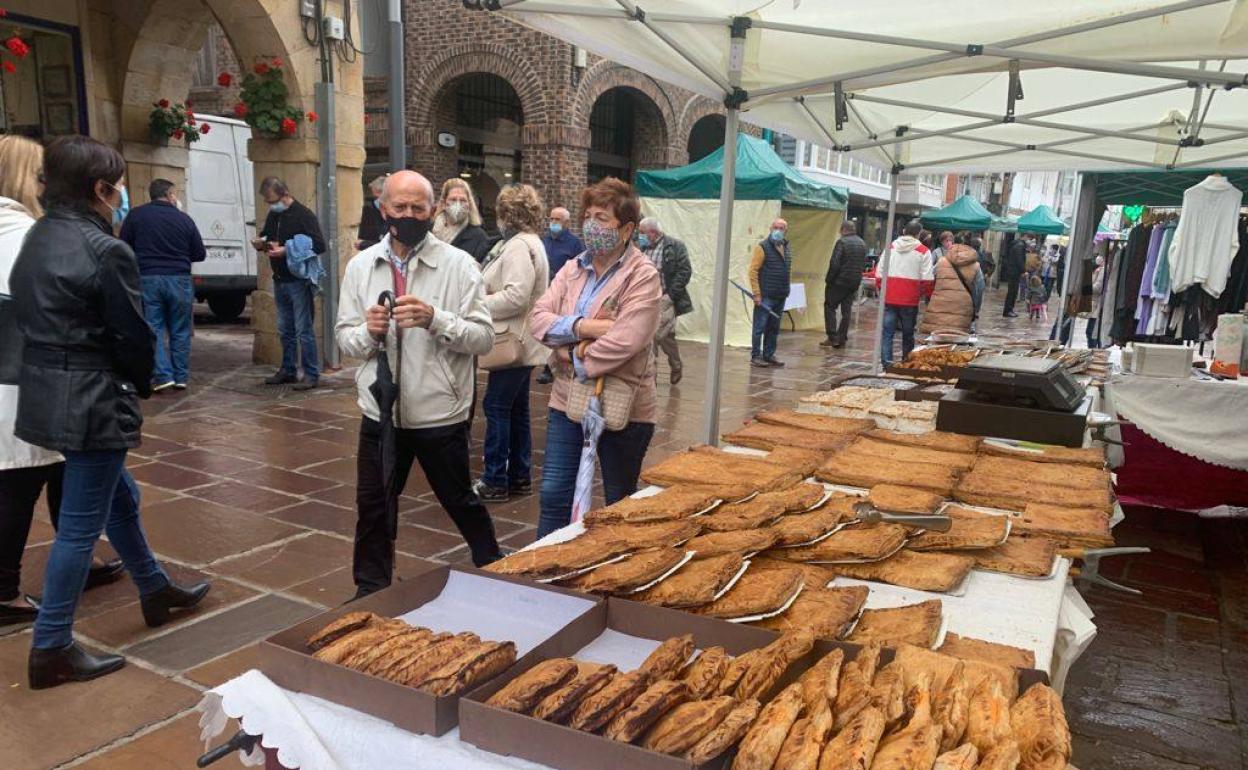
[529,178,662,537]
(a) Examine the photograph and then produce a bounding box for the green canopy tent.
[637,134,849,347]
[990,215,1018,233]
[918,195,995,231]
[1016,204,1070,235]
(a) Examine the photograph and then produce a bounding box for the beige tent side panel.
[780,206,844,333]
[640,198,781,348]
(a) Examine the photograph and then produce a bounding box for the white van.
[184,115,256,320]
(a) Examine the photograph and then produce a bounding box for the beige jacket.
[335,233,494,429]
[481,232,550,368]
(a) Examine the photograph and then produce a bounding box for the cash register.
[936,354,1091,446]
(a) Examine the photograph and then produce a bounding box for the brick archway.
[411,46,550,135]
[572,62,677,152]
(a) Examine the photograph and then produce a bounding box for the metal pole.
[1053,173,1086,349]
[871,173,900,374]
[317,81,340,369]
[700,110,738,446]
[388,0,406,171]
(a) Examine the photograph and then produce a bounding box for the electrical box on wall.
[322,16,345,40]
[299,0,316,18]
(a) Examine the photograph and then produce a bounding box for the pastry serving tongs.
[1066,546,1151,595]
[852,501,953,532]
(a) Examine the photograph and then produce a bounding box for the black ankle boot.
[140,581,211,628]
[29,642,125,690]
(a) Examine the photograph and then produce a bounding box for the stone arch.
[411,46,550,136]
[678,96,726,146]
[572,61,677,140]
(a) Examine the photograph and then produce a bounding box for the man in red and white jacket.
[875,220,935,365]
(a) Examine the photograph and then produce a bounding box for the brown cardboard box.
[258,565,601,736]
[459,597,863,770]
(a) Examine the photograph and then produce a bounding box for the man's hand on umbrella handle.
[394,295,435,329]
[366,304,390,340]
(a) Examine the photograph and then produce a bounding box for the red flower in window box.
[271,58,283,68]
[172,129,184,141]
[2,61,15,74]
[200,123,211,134]
[233,102,248,118]
[0,9,7,17]
[217,72,232,87]
[5,37,29,59]
[254,62,270,76]
[280,117,297,136]
[306,111,318,123]
[158,98,170,109]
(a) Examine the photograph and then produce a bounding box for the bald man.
[336,170,502,597]
[747,217,791,367]
[538,206,584,384]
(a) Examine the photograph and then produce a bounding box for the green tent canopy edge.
[918,194,995,231]
[1016,204,1070,235]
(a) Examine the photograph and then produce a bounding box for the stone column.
[121,142,190,201]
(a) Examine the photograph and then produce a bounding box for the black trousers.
[0,463,64,602]
[354,417,501,595]
[1003,277,1020,315]
[823,283,857,343]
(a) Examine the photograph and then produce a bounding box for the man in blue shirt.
[120,178,206,392]
[537,206,584,384]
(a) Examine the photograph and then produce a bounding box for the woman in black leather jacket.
[12,136,209,690]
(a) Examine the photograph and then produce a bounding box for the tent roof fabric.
[1016,204,1070,234]
[919,195,995,231]
[636,133,848,210]
[1092,168,1248,206]
[487,1,1248,174]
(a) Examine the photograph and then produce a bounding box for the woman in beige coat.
[473,184,549,503]
[919,239,983,335]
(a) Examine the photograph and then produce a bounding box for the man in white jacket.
[335,170,501,597]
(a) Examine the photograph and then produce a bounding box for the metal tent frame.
[467,0,1248,444]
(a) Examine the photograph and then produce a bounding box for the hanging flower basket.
[232,58,314,140]
[148,99,206,145]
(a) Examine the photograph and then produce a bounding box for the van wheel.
[207,293,247,322]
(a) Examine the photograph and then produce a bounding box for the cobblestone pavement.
[2,289,1244,769]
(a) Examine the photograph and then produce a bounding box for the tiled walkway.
[2,289,1243,769]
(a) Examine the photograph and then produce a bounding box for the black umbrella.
[368,290,401,541]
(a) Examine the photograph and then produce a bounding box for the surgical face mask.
[268,200,288,214]
[582,218,623,259]
[173,196,184,212]
[637,233,651,250]
[769,228,785,242]
[102,183,129,226]
[388,214,432,247]
[549,222,563,236]
[446,201,468,223]
[373,199,381,211]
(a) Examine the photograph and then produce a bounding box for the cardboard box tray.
[258,564,601,736]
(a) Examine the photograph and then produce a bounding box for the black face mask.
[388,215,432,247]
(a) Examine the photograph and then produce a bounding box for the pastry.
[637,634,695,683]
[815,454,958,495]
[484,538,632,580]
[754,483,832,514]
[732,682,804,770]
[753,409,876,435]
[604,679,690,743]
[312,626,394,666]
[952,536,1059,578]
[567,671,649,732]
[800,386,895,414]
[817,706,885,770]
[735,631,815,701]
[773,701,832,770]
[954,479,1112,514]
[758,446,835,476]
[866,399,939,431]
[581,519,701,550]
[939,633,1037,671]
[686,698,761,764]
[395,633,480,687]
[486,658,579,713]
[531,661,617,722]
[1015,502,1113,548]
[1011,684,1071,770]
[307,611,376,651]
[868,663,907,725]
[977,739,1022,770]
[965,678,1013,755]
[966,455,1111,491]
[867,484,945,515]
[632,552,744,608]
[772,523,908,563]
[583,486,722,526]
[871,673,941,770]
[687,529,778,559]
[642,695,737,755]
[847,600,943,648]
[839,437,977,471]
[833,644,881,731]
[682,479,760,504]
[934,661,971,751]
[360,628,438,676]
[699,499,788,532]
[750,556,837,588]
[892,643,1019,706]
[980,441,1105,466]
[692,567,804,620]
[909,512,1010,551]
[724,420,860,453]
[421,640,517,696]
[796,648,844,711]
[933,744,979,770]
[767,508,844,547]
[753,585,867,641]
[562,548,687,594]
[340,627,427,672]
[717,648,761,696]
[642,449,806,492]
[862,428,982,454]
[680,646,729,699]
[827,550,975,592]
[370,632,454,679]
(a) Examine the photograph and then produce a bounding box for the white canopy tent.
[466,0,1248,443]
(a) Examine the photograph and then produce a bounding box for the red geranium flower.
[0,9,7,17]
[5,37,29,59]
[2,61,15,74]
[217,72,232,87]
[254,62,270,75]
[200,123,211,134]
[306,111,318,123]
[172,129,184,140]
[185,100,193,109]
[188,118,197,127]
[158,98,170,109]
[233,102,248,118]
[271,58,283,68]
[280,117,297,135]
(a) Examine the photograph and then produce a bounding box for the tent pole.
[872,173,900,374]
[1053,173,1088,349]
[1174,150,1248,168]
[701,109,739,447]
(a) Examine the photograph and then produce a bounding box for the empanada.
[841,436,976,470]
[796,648,843,712]
[977,739,1021,770]
[1015,502,1113,548]
[486,658,579,713]
[933,744,979,770]
[484,538,632,580]
[421,640,516,696]
[867,484,945,515]
[642,696,737,755]
[562,548,687,594]
[699,499,787,532]
[868,663,907,726]
[530,661,616,722]
[934,661,971,752]
[909,513,1010,551]
[1011,684,1071,770]
[686,698,761,764]
[753,409,876,435]
[642,449,805,492]
[734,631,815,701]
[767,508,844,547]
[680,646,729,699]
[637,634,695,683]
[817,706,885,770]
[980,442,1105,466]
[965,678,1013,755]
[938,632,1036,671]
[828,550,975,593]
[312,627,394,666]
[692,567,804,620]
[567,671,648,732]
[772,523,908,563]
[773,701,832,770]
[847,600,943,649]
[833,644,882,731]
[952,536,1059,578]
[862,428,981,454]
[687,529,778,559]
[816,453,958,495]
[581,519,701,550]
[724,421,860,453]
[753,586,867,641]
[632,552,745,608]
[583,487,722,526]
[307,611,376,651]
[754,483,832,514]
[732,682,803,770]
[603,679,690,743]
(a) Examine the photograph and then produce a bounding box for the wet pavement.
[2,289,1244,769]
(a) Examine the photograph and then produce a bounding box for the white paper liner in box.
[573,629,671,672]
[713,559,752,600]
[725,583,806,623]
[803,487,836,512]
[624,551,695,594]
[396,571,595,657]
[775,521,851,549]
[534,553,633,584]
[690,500,725,517]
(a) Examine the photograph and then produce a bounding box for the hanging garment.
[1135,225,1166,335]
[1113,224,1151,342]
[1168,175,1243,298]
[1216,217,1248,315]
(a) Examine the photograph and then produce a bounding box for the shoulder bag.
[479,236,535,372]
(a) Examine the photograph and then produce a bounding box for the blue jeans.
[274,279,319,380]
[142,274,194,385]
[482,366,533,488]
[32,450,169,650]
[537,408,655,538]
[880,305,918,365]
[751,297,785,359]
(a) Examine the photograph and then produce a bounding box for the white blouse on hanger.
[1167,174,1243,298]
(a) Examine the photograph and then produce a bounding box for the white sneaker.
[173,383,188,390]
[152,381,175,393]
